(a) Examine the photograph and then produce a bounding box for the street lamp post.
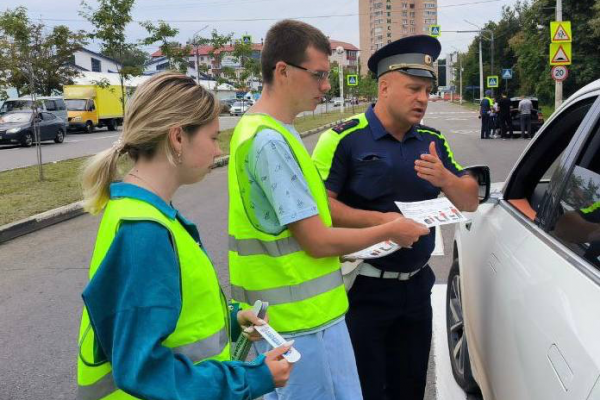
[452,47,463,105]
[192,25,209,84]
[336,46,345,114]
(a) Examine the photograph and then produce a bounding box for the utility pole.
[555,0,563,109]
[452,47,464,105]
[479,37,484,101]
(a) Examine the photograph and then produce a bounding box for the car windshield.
[65,99,87,111]
[0,112,32,123]
[233,102,246,107]
[1,100,33,113]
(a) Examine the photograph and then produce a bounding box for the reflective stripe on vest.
[77,327,229,400]
[228,114,348,333]
[228,234,302,257]
[231,269,343,306]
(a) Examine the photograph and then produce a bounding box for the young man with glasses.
[227,20,429,400]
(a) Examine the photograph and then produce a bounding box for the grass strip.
[0,107,366,226]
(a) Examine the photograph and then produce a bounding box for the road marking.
[432,284,468,400]
[66,134,119,143]
[449,130,479,136]
[427,111,477,115]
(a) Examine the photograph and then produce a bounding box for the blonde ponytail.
[81,146,122,214]
[80,71,220,215]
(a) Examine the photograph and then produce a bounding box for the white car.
[229,101,250,116]
[332,97,344,107]
[448,79,600,399]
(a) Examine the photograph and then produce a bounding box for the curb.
[0,118,347,245]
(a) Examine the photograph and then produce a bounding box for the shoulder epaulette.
[332,118,360,134]
[416,124,441,135]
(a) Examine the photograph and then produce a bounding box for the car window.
[551,154,600,269]
[56,99,66,111]
[45,100,57,111]
[504,96,598,220]
[41,112,56,120]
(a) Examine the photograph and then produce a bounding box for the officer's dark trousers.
[480,114,491,139]
[346,266,436,400]
[499,113,513,138]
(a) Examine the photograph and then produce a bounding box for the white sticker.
[255,324,302,363]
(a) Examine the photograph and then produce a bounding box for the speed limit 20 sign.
[551,66,569,82]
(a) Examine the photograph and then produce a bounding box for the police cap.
[368,35,441,80]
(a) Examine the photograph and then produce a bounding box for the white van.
[0,96,68,126]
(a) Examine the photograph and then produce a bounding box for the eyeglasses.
[281,62,330,83]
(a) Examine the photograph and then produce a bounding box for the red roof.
[329,40,359,52]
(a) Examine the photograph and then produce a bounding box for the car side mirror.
[463,165,491,204]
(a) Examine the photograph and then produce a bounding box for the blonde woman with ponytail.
[77,72,292,400]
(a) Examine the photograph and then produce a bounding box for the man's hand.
[414,142,452,188]
[237,309,267,342]
[386,216,430,247]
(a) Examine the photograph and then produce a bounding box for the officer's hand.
[265,342,295,388]
[414,142,452,188]
[387,216,429,247]
[237,309,267,342]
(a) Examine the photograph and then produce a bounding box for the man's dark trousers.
[520,114,532,138]
[346,266,436,400]
[500,113,513,139]
[480,114,491,139]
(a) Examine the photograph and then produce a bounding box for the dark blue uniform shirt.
[320,105,465,273]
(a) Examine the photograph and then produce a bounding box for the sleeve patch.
[332,119,360,134]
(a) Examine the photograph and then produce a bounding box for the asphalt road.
[0,100,531,399]
[0,103,338,172]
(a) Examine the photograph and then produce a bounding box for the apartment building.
[359,0,438,74]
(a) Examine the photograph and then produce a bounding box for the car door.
[39,113,55,140]
[460,93,600,400]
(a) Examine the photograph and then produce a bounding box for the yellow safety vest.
[77,197,230,400]
[228,113,348,334]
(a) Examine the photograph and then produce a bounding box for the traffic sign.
[429,25,441,37]
[242,35,252,44]
[347,74,358,86]
[551,66,569,82]
[487,76,499,88]
[551,21,572,43]
[550,43,572,65]
[501,69,513,79]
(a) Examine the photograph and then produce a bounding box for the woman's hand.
[264,342,295,388]
[237,309,268,341]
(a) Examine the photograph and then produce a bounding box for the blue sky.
[16,0,518,58]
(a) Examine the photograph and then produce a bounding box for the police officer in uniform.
[312,35,479,400]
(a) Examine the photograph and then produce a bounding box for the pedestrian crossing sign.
[550,43,572,65]
[347,74,359,86]
[429,25,441,37]
[551,21,572,43]
[487,76,499,88]
[501,69,513,79]
[242,35,252,44]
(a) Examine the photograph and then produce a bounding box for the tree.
[0,6,87,96]
[80,0,137,114]
[102,46,148,75]
[196,29,234,96]
[356,73,378,101]
[141,20,191,74]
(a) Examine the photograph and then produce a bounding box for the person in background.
[77,72,293,400]
[518,95,533,139]
[479,89,494,139]
[498,92,514,139]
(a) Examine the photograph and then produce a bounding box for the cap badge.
[424,55,433,65]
